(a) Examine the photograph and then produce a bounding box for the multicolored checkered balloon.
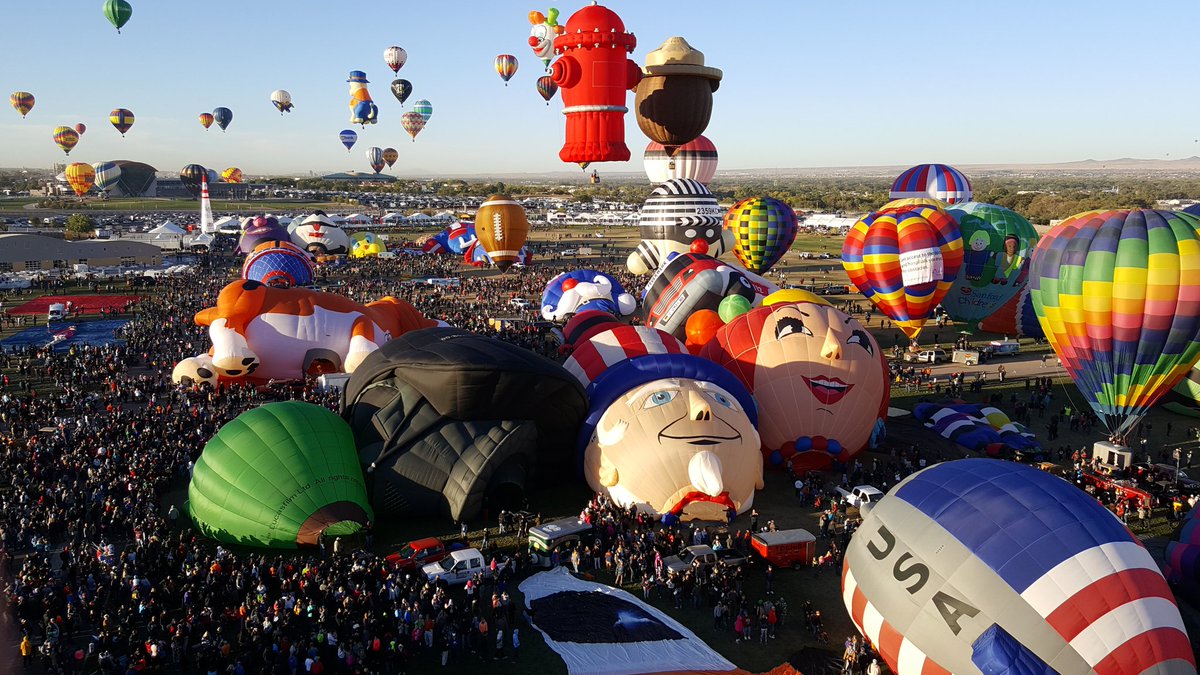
[1030,209,1200,437]
[842,199,963,340]
[726,196,798,274]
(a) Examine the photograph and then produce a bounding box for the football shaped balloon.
[474,195,531,272]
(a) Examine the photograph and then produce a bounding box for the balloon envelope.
[412,99,433,122]
[9,91,34,117]
[338,129,357,151]
[213,107,233,131]
[382,147,398,168]
[536,75,558,102]
[702,301,889,470]
[365,147,384,174]
[1030,209,1200,436]
[943,202,1038,324]
[401,111,427,141]
[644,135,717,185]
[384,46,407,74]
[187,402,372,548]
[109,108,134,136]
[843,459,1194,675]
[179,164,207,197]
[242,240,315,288]
[52,126,79,155]
[890,163,973,204]
[842,200,964,340]
[198,112,214,129]
[221,167,243,184]
[270,90,293,113]
[495,54,519,83]
[92,161,122,192]
[103,0,132,32]
[474,195,530,271]
[64,163,95,197]
[726,196,798,275]
[390,79,412,105]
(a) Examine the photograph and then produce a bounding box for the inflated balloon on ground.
[475,195,531,272]
[187,402,373,549]
[943,202,1038,324]
[889,163,973,204]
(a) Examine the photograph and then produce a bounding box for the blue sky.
[2,1,1198,177]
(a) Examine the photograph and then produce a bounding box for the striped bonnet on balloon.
[843,459,1196,675]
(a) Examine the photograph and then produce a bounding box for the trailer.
[751,528,816,570]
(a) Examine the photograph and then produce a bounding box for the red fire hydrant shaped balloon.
[550,2,641,165]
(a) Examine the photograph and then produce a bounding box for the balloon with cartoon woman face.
[702,301,890,471]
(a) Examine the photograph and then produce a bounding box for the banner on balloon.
[898,248,943,287]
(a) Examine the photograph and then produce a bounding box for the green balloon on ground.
[718,294,753,323]
[187,401,372,549]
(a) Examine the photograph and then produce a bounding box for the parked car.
[386,537,451,572]
[836,485,884,510]
[422,548,504,585]
[903,349,948,364]
[751,529,816,569]
[508,297,532,310]
[663,545,720,576]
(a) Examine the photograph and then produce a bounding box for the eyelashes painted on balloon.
[775,316,813,340]
[847,329,874,355]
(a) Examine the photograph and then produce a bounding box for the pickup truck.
[422,548,506,585]
[663,545,746,576]
[836,485,884,510]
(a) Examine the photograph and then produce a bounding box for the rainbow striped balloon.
[494,54,519,84]
[842,200,963,340]
[1030,209,1200,437]
[890,163,973,204]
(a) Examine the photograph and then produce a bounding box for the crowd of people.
[0,243,1193,675]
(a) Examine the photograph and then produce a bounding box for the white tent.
[344,213,372,225]
[149,221,185,238]
[407,212,433,222]
[328,215,347,224]
[190,233,214,247]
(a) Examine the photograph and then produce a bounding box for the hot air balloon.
[366,147,384,174]
[536,75,558,104]
[634,37,722,156]
[541,270,636,321]
[942,202,1038,324]
[92,161,122,193]
[198,112,214,130]
[52,126,79,155]
[187,402,373,548]
[346,71,377,126]
[475,195,531,272]
[528,7,564,70]
[384,46,407,74]
[242,240,315,288]
[642,252,755,339]
[890,163,973,204]
[842,199,964,340]
[1165,503,1200,603]
[401,111,426,142]
[179,164,207,198]
[702,300,889,470]
[412,99,433,122]
[338,129,357,152]
[270,90,293,113]
[9,91,34,117]
[109,108,134,136]
[1030,209,1200,437]
[238,216,292,254]
[103,0,132,33]
[843,459,1195,675]
[382,147,398,168]
[562,315,762,520]
[726,196,798,275]
[64,163,95,198]
[343,328,589,521]
[212,107,233,132]
[390,79,412,106]
[221,167,243,184]
[73,123,86,136]
[495,54,519,85]
[627,178,731,275]
[644,135,717,185]
[350,232,387,259]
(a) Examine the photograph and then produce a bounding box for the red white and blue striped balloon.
[843,459,1195,675]
[890,163,973,204]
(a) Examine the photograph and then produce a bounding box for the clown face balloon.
[586,377,762,520]
[702,301,890,471]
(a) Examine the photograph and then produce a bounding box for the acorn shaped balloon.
[187,402,373,549]
[634,37,722,155]
[475,195,531,272]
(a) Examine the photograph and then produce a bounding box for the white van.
[48,303,66,321]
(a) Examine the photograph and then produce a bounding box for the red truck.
[751,529,817,570]
[385,537,450,572]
